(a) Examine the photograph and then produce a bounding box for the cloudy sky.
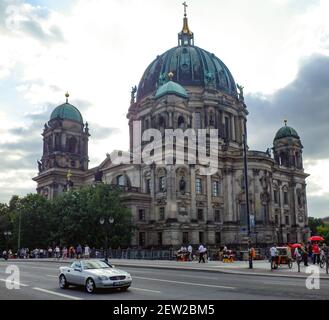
[0,0,328,217]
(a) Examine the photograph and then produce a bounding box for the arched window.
[68,136,77,153]
[178,116,185,129]
[116,175,125,186]
[144,119,149,130]
[196,178,202,194]
[209,112,215,126]
[159,176,166,192]
[159,116,165,128]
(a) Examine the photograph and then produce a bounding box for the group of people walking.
[2,244,91,260]
[270,242,329,267]
[176,243,209,263]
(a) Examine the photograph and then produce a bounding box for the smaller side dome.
[50,94,83,124]
[50,103,83,124]
[274,121,300,141]
[155,80,188,100]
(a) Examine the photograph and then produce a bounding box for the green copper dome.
[155,80,188,99]
[50,103,83,124]
[137,46,238,102]
[274,125,300,141]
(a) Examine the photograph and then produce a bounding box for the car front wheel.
[59,275,68,289]
[86,278,96,294]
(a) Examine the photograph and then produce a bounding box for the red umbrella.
[291,243,302,248]
[309,236,324,242]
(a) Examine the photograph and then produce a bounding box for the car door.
[69,261,83,285]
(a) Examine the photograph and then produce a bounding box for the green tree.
[308,217,324,236]
[51,184,134,248]
[11,194,53,250]
[317,225,329,244]
[0,203,11,250]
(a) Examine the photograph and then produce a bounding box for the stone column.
[190,165,197,220]
[207,175,213,222]
[231,115,236,141]
[169,112,173,128]
[150,164,156,221]
[167,166,177,220]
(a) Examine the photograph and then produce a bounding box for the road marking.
[260,281,304,287]
[46,275,58,278]
[133,276,235,290]
[33,287,83,300]
[131,287,161,294]
[0,278,29,287]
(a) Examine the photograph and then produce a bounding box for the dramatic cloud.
[247,54,329,160]
[246,54,329,218]
[0,0,328,218]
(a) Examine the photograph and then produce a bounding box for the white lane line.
[46,275,58,278]
[260,281,303,286]
[32,287,83,300]
[131,287,161,294]
[0,278,29,287]
[133,276,235,290]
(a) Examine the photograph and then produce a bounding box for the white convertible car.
[59,259,132,293]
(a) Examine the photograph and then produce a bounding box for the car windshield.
[82,260,112,270]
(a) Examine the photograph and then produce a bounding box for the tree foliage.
[0,184,133,251]
[308,217,324,236]
[317,225,329,244]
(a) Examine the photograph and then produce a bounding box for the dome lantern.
[178,2,194,46]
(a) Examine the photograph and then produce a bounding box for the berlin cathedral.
[33,7,310,249]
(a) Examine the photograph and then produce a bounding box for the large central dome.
[137,46,238,101]
[137,13,238,102]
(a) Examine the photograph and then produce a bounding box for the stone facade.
[33,13,310,249]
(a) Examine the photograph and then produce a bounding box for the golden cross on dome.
[182,1,188,17]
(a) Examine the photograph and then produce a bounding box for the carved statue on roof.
[237,84,244,101]
[131,86,137,104]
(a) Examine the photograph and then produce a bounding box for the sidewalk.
[10,258,329,280]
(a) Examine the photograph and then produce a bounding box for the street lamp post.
[243,127,253,269]
[99,217,114,263]
[17,211,21,255]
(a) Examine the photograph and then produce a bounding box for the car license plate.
[113,281,124,286]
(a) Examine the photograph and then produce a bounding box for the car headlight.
[126,274,132,279]
[98,275,108,281]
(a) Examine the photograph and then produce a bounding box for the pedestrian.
[300,244,308,266]
[187,244,193,261]
[270,244,278,270]
[204,245,209,262]
[69,246,75,259]
[62,246,68,259]
[55,246,60,259]
[84,245,90,259]
[48,247,53,258]
[76,244,82,259]
[312,242,320,264]
[248,245,256,269]
[198,243,206,263]
[307,242,312,263]
[294,246,302,263]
